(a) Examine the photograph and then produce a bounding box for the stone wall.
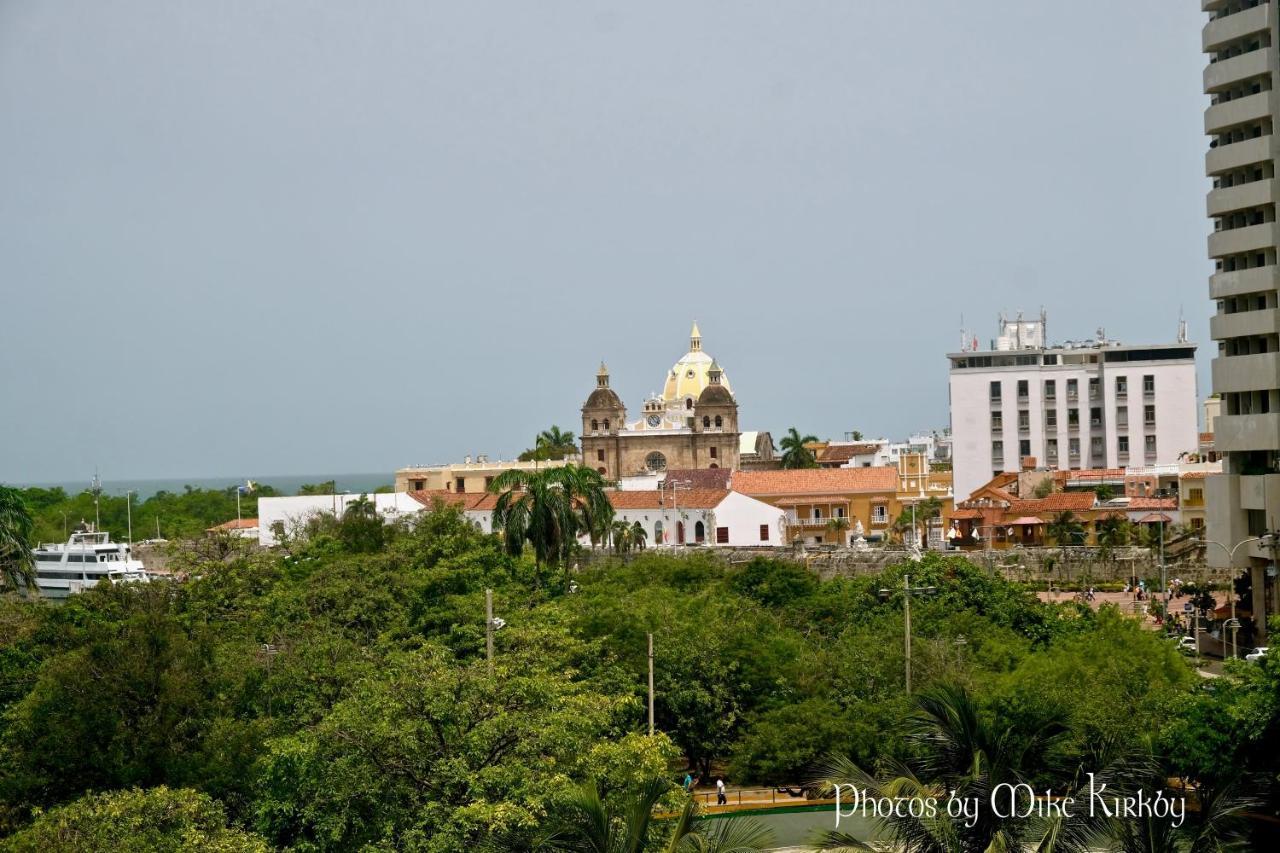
[579,544,1210,586]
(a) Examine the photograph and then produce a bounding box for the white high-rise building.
[947,315,1199,501]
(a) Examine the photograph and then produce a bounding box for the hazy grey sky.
[1,1,1211,483]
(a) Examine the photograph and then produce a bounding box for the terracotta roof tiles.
[605,489,729,510]
[732,467,897,496]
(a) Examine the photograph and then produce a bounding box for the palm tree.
[543,777,773,852]
[779,428,819,469]
[630,520,647,551]
[538,425,579,458]
[814,683,1069,851]
[0,486,37,595]
[892,498,941,548]
[1095,514,1131,560]
[561,465,615,549]
[490,464,613,585]
[826,516,850,546]
[1046,511,1085,547]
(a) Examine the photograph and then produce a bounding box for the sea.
[13,472,394,500]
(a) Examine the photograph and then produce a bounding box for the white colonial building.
[948,313,1199,501]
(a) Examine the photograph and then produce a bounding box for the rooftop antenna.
[960,314,967,352]
[1177,307,1189,343]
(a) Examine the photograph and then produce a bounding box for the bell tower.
[581,362,625,476]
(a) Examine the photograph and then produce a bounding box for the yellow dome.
[661,323,731,404]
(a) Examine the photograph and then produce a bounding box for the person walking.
[683,772,693,792]
[716,777,727,806]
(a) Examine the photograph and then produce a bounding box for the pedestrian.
[716,778,727,806]
[683,772,693,792]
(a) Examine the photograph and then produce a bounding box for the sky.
[0,1,1213,483]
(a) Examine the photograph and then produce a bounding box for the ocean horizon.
[8,472,395,501]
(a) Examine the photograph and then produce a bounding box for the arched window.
[694,521,705,543]
[654,520,664,543]
[602,419,610,430]
[597,466,607,474]
[714,415,723,428]
[676,520,685,544]
[645,451,667,472]
[702,416,710,428]
[686,398,693,410]
[591,419,599,431]
[709,462,719,469]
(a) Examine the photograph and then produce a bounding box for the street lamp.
[1197,535,1265,659]
[485,588,506,673]
[879,574,937,693]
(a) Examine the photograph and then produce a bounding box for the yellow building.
[394,455,576,494]
[733,467,904,545]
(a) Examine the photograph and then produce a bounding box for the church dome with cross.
[661,322,732,409]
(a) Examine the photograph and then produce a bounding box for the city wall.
[580,545,1216,586]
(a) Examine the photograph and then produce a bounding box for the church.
[581,324,747,478]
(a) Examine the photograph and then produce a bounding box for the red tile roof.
[1180,471,1210,480]
[1007,492,1097,516]
[407,490,488,510]
[816,443,882,464]
[733,467,898,496]
[1054,468,1126,483]
[207,518,259,531]
[606,489,729,510]
[663,468,732,490]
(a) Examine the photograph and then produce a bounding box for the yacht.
[31,527,149,599]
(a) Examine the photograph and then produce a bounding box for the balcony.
[1207,134,1272,175]
[1211,350,1280,392]
[1207,178,1276,217]
[1208,221,1280,257]
[1202,0,1229,11]
[1206,90,1274,135]
[784,514,848,529]
[1216,411,1280,451]
[1210,306,1280,340]
[1211,264,1280,298]
[1205,46,1274,93]
[1204,3,1270,53]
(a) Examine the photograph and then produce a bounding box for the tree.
[297,481,336,496]
[1046,511,1085,547]
[544,777,773,852]
[0,487,37,595]
[252,642,662,852]
[1095,514,1132,556]
[779,428,819,469]
[519,425,580,462]
[826,516,850,545]
[0,786,269,852]
[338,494,386,553]
[893,498,941,548]
[490,464,613,584]
[850,430,864,441]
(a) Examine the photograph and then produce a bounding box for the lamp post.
[1198,536,1263,659]
[879,574,937,693]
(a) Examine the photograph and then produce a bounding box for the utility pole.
[904,574,913,693]
[125,490,135,551]
[486,588,495,674]
[647,632,655,737]
[880,574,936,694]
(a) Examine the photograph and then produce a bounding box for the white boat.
[30,528,149,599]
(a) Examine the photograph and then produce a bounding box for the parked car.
[1245,646,1269,663]
[1177,636,1199,654]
